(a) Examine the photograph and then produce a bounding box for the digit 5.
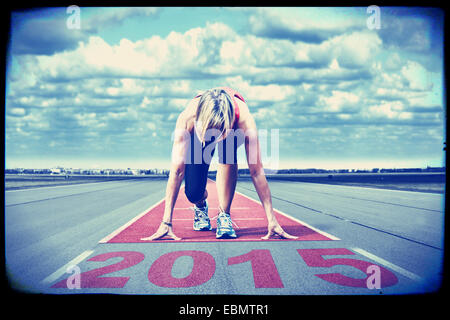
[297,248,398,288]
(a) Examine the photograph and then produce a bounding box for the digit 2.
[51,251,145,288]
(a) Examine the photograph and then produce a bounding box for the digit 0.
[148,250,216,288]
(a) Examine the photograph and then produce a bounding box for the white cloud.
[329,58,340,70]
[248,7,362,43]
[337,114,352,120]
[24,22,237,82]
[328,31,382,68]
[319,90,360,113]
[90,7,160,28]
[401,61,432,91]
[74,112,103,127]
[384,52,403,71]
[220,38,253,65]
[226,76,295,102]
[140,96,150,108]
[365,101,406,119]
[5,8,444,168]
[9,107,25,116]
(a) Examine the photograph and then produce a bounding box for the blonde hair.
[195,88,235,144]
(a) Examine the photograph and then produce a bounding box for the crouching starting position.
[142,87,297,241]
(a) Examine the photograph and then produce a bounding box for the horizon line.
[4,166,446,171]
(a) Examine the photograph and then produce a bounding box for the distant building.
[51,168,62,174]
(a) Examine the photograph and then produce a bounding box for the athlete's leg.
[215,162,237,213]
[184,130,215,205]
[185,130,217,231]
[184,154,208,206]
[215,132,240,238]
[195,190,207,207]
[184,162,209,205]
[216,129,243,213]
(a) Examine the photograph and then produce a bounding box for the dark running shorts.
[184,129,244,203]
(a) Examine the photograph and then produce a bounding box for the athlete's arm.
[163,113,189,222]
[239,102,297,240]
[141,112,189,241]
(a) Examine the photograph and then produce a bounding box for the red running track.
[102,179,337,243]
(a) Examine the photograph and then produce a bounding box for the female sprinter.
[142,87,297,241]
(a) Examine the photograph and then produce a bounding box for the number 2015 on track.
[51,248,398,289]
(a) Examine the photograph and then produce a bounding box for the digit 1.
[228,249,284,288]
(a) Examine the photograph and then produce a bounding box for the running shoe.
[193,200,212,231]
[216,212,237,239]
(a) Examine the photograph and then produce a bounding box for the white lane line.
[5,180,125,193]
[42,250,94,285]
[352,247,422,282]
[100,178,339,243]
[232,185,340,240]
[98,198,165,243]
[326,183,443,195]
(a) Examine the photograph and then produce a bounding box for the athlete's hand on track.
[261,222,298,240]
[141,222,181,241]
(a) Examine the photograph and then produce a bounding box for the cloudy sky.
[5,7,445,170]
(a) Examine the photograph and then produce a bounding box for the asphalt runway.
[4,178,445,295]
